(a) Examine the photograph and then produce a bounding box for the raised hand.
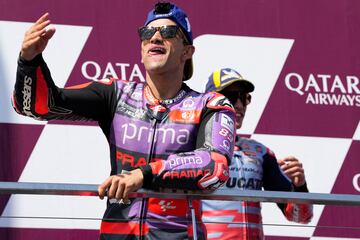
[278,156,306,187]
[21,12,56,61]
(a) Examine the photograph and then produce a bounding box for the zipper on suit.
[139,117,158,240]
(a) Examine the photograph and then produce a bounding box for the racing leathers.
[12,54,236,240]
[202,137,313,240]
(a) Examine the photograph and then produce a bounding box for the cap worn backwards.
[145,2,192,44]
[205,68,255,93]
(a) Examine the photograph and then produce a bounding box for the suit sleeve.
[12,54,116,124]
[282,183,313,224]
[263,150,313,224]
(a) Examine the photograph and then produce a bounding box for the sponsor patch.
[169,109,201,123]
[220,113,235,132]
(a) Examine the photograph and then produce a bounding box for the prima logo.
[120,123,190,145]
[168,155,203,168]
[285,72,360,107]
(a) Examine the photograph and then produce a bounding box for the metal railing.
[1,181,360,239]
[1,181,360,205]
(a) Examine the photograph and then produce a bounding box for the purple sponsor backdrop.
[1,0,359,239]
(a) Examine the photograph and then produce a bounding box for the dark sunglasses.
[222,91,252,106]
[138,25,180,41]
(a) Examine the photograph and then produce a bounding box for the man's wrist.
[293,182,309,192]
[138,165,153,189]
[19,53,43,66]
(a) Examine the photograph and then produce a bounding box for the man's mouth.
[148,46,166,55]
[236,112,244,118]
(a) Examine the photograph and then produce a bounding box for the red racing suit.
[12,54,236,240]
[202,137,313,240]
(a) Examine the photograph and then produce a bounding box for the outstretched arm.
[13,14,117,122]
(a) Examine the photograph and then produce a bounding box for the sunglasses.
[138,25,180,41]
[222,91,252,106]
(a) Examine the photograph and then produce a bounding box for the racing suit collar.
[144,83,189,105]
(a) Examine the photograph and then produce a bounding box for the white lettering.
[115,63,130,80]
[121,123,137,144]
[129,64,145,82]
[353,173,360,192]
[306,93,360,107]
[356,96,360,107]
[318,74,331,92]
[138,126,149,141]
[168,156,203,168]
[155,128,175,144]
[339,94,350,106]
[304,74,321,92]
[121,124,190,145]
[81,61,101,81]
[327,94,341,105]
[305,93,317,104]
[22,75,35,117]
[103,62,118,79]
[330,75,346,93]
[319,93,328,104]
[286,72,360,107]
[24,75,32,85]
[221,113,234,132]
[347,76,360,94]
[81,61,145,82]
[178,129,190,144]
[346,95,356,105]
[285,73,304,95]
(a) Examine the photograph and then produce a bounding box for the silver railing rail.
[1,181,360,239]
[1,181,360,206]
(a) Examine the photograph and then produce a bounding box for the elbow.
[11,92,23,115]
[197,152,229,190]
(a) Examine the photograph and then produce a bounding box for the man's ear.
[182,45,195,61]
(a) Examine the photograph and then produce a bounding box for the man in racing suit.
[202,68,313,239]
[11,3,235,240]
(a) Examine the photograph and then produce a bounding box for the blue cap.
[144,2,193,45]
[205,68,255,93]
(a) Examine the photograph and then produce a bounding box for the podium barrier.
[1,181,360,239]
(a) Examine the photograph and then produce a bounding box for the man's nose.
[234,98,245,111]
[150,30,164,44]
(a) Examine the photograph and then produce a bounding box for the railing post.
[187,197,198,240]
